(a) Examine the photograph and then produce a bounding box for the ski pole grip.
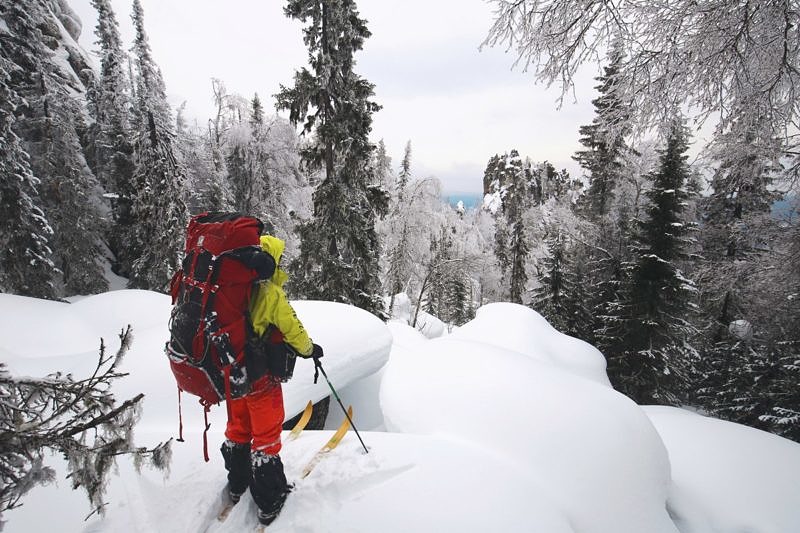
[313,357,321,384]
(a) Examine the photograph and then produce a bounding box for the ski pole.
[314,358,369,454]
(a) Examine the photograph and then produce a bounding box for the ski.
[216,490,239,522]
[300,406,353,478]
[287,400,314,441]
[217,503,234,521]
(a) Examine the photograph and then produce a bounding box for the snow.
[385,292,447,338]
[2,294,800,532]
[482,191,502,214]
[728,319,754,340]
[382,310,675,533]
[645,407,800,533]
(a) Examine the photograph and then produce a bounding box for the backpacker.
[165,212,273,459]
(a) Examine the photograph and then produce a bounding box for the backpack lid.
[185,212,264,255]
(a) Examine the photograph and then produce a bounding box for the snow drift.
[383,303,676,533]
[2,294,799,533]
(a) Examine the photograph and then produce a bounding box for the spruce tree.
[424,227,452,319]
[246,93,276,227]
[507,217,528,304]
[1,0,108,297]
[37,97,108,295]
[89,0,135,274]
[700,98,781,287]
[276,0,388,316]
[250,93,264,128]
[533,231,568,329]
[693,97,789,429]
[497,151,529,303]
[398,140,412,198]
[573,40,631,220]
[128,0,188,291]
[374,139,392,192]
[445,269,474,327]
[0,57,57,298]
[532,231,592,338]
[604,118,698,405]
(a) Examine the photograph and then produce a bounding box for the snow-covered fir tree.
[688,79,799,436]
[36,95,108,295]
[397,140,412,199]
[507,215,528,304]
[127,0,188,291]
[696,97,784,343]
[573,40,632,220]
[531,229,592,339]
[602,118,698,405]
[568,47,651,352]
[0,56,57,299]
[88,0,136,275]
[1,0,107,297]
[373,139,393,193]
[381,145,410,315]
[277,0,388,317]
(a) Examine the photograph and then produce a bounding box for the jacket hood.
[260,235,288,286]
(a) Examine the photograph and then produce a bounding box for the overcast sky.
[70,0,600,194]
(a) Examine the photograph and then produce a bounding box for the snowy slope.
[383,304,676,533]
[2,294,800,533]
[645,406,800,533]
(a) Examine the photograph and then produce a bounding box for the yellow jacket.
[249,235,313,356]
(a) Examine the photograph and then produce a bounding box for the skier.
[220,233,323,526]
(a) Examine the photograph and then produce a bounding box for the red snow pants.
[225,383,284,455]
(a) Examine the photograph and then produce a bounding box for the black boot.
[221,440,251,502]
[250,451,292,526]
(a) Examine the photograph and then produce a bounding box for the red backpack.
[166,212,273,459]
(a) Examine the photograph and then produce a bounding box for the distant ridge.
[444,193,483,210]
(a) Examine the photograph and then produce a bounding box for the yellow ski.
[300,406,352,478]
[287,400,314,441]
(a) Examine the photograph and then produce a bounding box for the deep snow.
[2,291,799,533]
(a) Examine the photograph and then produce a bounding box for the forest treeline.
[0,0,798,445]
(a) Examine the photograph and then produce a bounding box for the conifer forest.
[1,0,798,456]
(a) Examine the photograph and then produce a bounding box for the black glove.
[310,343,324,359]
[298,343,323,359]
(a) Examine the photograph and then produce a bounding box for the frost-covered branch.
[484,0,800,138]
[0,327,171,527]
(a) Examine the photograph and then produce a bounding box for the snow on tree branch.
[0,327,171,527]
[484,0,800,137]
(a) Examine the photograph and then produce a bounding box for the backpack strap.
[202,403,211,462]
[176,387,185,442]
